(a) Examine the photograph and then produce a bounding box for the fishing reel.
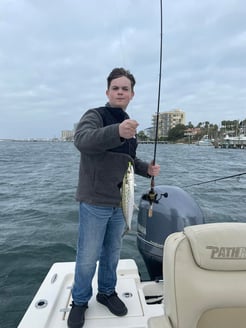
[142,188,168,203]
[142,188,168,217]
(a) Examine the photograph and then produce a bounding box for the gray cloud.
[0,0,245,138]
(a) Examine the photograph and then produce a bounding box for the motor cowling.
[137,185,205,280]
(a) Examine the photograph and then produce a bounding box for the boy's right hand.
[119,119,139,139]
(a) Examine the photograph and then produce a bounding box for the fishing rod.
[182,172,246,188]
[143,0,168,217]
[152,0,163,167]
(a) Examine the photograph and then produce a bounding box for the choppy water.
[0,141,245,328]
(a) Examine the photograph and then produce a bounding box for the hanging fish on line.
[121,161,136,233]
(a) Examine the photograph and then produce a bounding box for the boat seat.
[148,222,246,328]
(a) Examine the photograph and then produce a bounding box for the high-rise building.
[152,109,186,138]
[61,130,74,141]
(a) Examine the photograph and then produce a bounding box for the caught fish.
[121,161,135,233]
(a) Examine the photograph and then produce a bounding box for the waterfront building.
[61,130,74,141]
[152,109,186,138]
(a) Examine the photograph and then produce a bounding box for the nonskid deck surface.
[18,260,164,328]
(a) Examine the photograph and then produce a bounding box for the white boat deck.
[18,259,164,328]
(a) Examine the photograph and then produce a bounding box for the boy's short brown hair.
[107,68,136,91]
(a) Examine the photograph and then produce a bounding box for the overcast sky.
[1,0,246,139]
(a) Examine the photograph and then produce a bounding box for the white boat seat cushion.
[148,222,246,328]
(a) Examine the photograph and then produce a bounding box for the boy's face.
[106,76,134,110]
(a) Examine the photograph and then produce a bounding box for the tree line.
[137,119,246,143]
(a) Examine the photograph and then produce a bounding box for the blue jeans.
[72,202,125,305]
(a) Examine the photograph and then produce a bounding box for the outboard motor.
[137,185,205,280]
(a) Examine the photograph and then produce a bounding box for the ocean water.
[0,141,245,328]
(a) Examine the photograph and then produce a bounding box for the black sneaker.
[96,291,128,316]
[67,301,88,328]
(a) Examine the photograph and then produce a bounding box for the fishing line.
[114,1,132,68]
[182,172,246,188]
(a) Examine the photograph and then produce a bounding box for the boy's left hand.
[147,163,160,177]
